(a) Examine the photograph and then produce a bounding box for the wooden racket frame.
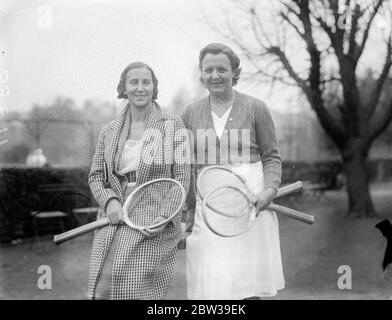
[202,185,257,237]
[197,166,314,234]
[53,178,186,245]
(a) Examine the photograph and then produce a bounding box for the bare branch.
[328,0,340,25]
[280,11,306,40]
[320,76,341,85]
[368,99,392,142]
[295,1,324,93]
[365,36,392,118]
[312,95,350,144]
[347,4,362,58]
[249,6,274,48]
[279,0,301,19]
[267,46,308,90]
[253,66,298,87]
[198,5,230,40]
[354,0,385,62]
[311,7,344,56]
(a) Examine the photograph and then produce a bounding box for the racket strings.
[198,169,245,197]
[205,187,252,217]
[198,167,256,237]
[125,180,184,227]
[203,185,254,237]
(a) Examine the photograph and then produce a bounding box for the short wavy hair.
[199,43,242,86]
[116,62,158,100]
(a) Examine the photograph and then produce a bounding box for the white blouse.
[211,106,233,139]
[118,139,143,174]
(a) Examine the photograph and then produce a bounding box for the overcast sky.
[0,0,307,116]
[0,0,389,116]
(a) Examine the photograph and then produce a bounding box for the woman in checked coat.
[87,61,190,300]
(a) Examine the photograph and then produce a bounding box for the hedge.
[0,166,95,243]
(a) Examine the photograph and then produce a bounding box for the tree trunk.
[342,148,377,217]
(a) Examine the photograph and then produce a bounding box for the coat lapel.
[107,104,129,174]
[136,102,165,185]
[106,102,166,186]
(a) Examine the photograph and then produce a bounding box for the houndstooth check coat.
[87,102,190,300]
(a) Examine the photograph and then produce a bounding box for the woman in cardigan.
[181,43,284,300]
[87,61,190,300]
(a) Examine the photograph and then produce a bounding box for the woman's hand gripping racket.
[54,178,186,244]
[197,166,314,237]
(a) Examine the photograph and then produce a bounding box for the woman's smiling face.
[125,67,154,108]
[200,53,234,96]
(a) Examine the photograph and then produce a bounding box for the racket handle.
[269,203,314,225]
[276,181,303,198]
[54,217,110,245]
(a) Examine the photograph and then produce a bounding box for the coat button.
[228,117,233,122]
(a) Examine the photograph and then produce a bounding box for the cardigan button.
[228,117,233,122]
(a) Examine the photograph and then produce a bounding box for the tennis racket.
[54,178,186,244]
[197,166,314,237]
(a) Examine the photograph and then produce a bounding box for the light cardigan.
[181,90,282,209]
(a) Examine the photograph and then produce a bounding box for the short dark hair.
[199,43,242,86]
[116,62,158,100]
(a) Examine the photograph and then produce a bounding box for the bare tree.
[203,0,392,217]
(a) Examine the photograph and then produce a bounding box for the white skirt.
[186,161,285,300]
